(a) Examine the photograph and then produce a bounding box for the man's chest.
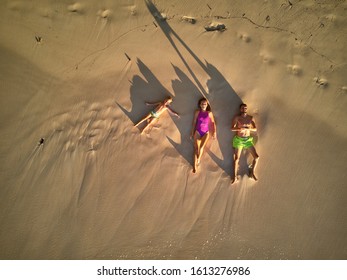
[237,116,251,126]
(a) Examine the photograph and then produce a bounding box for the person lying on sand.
[134,96,180,134]
[231,103,259,184]
[190,98,216,173]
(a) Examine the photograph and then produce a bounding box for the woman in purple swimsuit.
[190,98,216,173]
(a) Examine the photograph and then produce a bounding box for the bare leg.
[193,132,201,173]
[197,132,209,163]
[134,113,151,127]
[141,117,157,134]
[248,146,259,180]
[231,148,242,184]
[193,153,198,173]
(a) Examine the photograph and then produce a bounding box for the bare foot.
[231,176,238,185]
[249,171,258,181]
[193,163,199,174]
[193,164,199,174]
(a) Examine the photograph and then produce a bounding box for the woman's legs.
[197,133,209,163]
[193,132,200,173]
[193,131,209,173]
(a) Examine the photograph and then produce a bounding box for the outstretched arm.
[145,101,161,106]
[167,106,180,118]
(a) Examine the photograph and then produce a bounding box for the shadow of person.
[167,65,203,166]
[145,0,243,175]
[117,58,173,125]
[204,62,243,176]
[168,61,243,175]
[145,0,208,98]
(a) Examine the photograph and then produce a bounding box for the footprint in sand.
[97,9,112,19]
[238,33,251,43]
[7,1,24,11]
[129,5,137,16]
[51,102,119,153]
[260,53,275,65]
[287,64,302,76]
[325,14,337,21]
[324,13,340,26]
[37,7,54,18]
[67,2,83,13]
[205,22,226,31]
[181,16,196,24]
[294,40,309,56]
[313,77,328,87]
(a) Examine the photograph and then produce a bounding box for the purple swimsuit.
[196,110,210,137]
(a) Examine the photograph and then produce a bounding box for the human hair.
[198,98,211,111]
[164,96,173,103]
[240,103,247,109]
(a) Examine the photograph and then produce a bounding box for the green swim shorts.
[233,136,254,149]
[150,110,159,118]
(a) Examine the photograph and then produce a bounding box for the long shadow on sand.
[117,58,173,125]
[146,0,243,175]
[145,0,209,98]
[166,65,202,167]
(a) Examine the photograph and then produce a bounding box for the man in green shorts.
[230,103,259,184]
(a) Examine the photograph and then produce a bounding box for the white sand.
[1,0,346,259]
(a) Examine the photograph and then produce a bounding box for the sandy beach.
[1,0,346,259]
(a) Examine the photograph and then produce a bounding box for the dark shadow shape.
[204,62,243,175]
[171,64,203,117]
[168,61,244,175]
[145,0,208,98]
[167,65,204,167]
[166,136,194,166]
[145,0,244,176]
[116,58,173,125]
